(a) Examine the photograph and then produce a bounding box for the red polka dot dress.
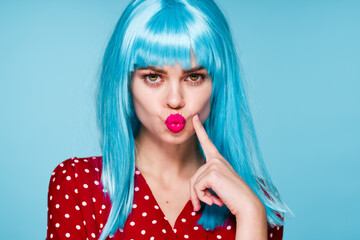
[46,156,284,239]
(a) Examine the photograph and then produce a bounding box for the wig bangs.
[124,0,219,80]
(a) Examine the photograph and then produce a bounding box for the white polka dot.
[162,229,166,233]
[194,226,199,230]
[55,204,60,209]
[99,210,102,214]
[65,213,70,218]
[181,218,186,222]
[277,226,280,230]
[130,221,135,226]
[144,195,149,200]
[91,233,96,238]
[92,197,96,202]
[217,235,222,239]
[173,229,177,233]
[141,230,146,235]
[50,233,53,238]
[75,205,80,210]
[226,225,231,230]
[62,170,66,174]
[74,159,79,163]
[76,225,81,230]
[50,214,52,219]
[71,163,75,167]
[135,187,139,191]
[92,214,96,219]
[83,184,88,188]
[270,233,273,238]
[65,233,70,238]
[55,223,60,228]
[94,180,99,185]
[154,205,159,209]
[83,221,86,225]
[65,194,69,199]
[95,167,100,172]
[56,185,60,190]
[164,216,168,220]
[135,170,140,175]
[49,195,52,200]
[120,228,124,232]
[66,176,71,181]
[133,204,137,208]
[75,173,78,178]
[82,201,87,206]
[52,171,55,176]
[52,177,56,182]
[85,169,90,173]
[142,212,147,217]
[152,220,157,224]
[191,211,196,216]
[184,234,189,239]
[150,237,154,240]
[60,163,64,167]
[84,159,88,162]
[101,205,106,209]
[74,189,78,194]
[100,223,103,228]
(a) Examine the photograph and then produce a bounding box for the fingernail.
[194,114,199,121]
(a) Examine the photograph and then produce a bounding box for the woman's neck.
[134,126,204,182]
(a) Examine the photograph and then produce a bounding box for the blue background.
[1,0,359,239]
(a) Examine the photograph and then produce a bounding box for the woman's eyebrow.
[183,66,205,74]
[136,66,206,74]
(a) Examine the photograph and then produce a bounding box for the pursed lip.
[165,113,186,124]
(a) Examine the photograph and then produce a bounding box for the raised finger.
[192,114,220,159]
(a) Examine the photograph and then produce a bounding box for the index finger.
[192,114,220,159]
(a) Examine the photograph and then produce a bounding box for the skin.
[131,51,210,180]
[131,51,267,239]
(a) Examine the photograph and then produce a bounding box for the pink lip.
[165,113,186,133]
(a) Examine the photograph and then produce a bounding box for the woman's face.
[131,52,213,144]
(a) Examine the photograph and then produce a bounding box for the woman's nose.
[166,82,185,109]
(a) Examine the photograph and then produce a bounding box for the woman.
[47,0,290,239]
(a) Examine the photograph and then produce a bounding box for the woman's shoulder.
[47,156,110,239]
[50,156,103,179]
[48,156,105,198]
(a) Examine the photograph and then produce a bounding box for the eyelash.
[140,72,207,87]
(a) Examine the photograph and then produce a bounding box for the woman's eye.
[141,72,206,87]
[147,74,159,82]
[189,74,200,81]
[187,74,206,85]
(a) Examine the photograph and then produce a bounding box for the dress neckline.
[134,166,195,230]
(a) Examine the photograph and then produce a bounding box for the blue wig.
[96,0,290,238]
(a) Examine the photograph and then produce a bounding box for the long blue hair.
[96,0,290,238]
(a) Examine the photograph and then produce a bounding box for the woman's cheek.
[189,93,212,123]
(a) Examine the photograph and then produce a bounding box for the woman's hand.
[190,114,267,224]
